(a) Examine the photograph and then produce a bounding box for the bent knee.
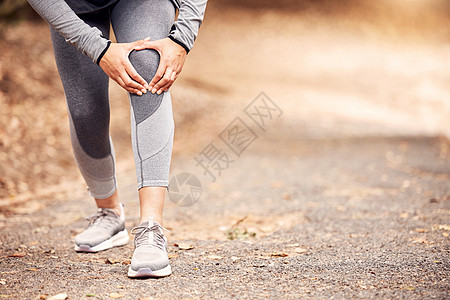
[128,49,160,82]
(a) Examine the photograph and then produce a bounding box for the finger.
[114,76,141,95]
[165,71,178,91]
[152,73,171,94]
[119,68,146,91]
[149,64,167,92]
[124,60,148,90]
[158,82,172,94]
[159,71,178,93]
[158,79,174,93]
[134,40,161,52]
[170,70,177,82]
[116,73,144,95]
[130,37,151,49]
[155,70,176,94]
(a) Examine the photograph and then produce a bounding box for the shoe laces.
[86,208,118,230]
[131,223,168,251]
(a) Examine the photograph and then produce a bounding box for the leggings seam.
[140,124,174,163]
[110,151,117,192]
[135,117,144,186]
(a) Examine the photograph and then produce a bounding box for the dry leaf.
[175,243,194,250]
[282,193,291,200]
[412,238,433,244]
[295,248,307,254]
[270,252,288,257]
[253,262,266,267]
[48,293,68,300]
[105,258,121,264]
[7,251,27,258]
[207,255,223,260]
[27,268,38,271]
[121,259,131,265]
[415,228,427,233]
[258,256,271,260]
[168,254,179,259]
[110,292,124,298]
[438,225,450,231]
[271,181,283,188]
[336,205,346,212]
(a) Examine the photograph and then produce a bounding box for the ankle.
[111,206,122,217]
[95,202,122,215]
[95,190,121,216]
[139,216,162,225]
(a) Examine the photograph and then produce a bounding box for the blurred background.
[0,0,449,209]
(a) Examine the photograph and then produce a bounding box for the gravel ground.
[1,121,449,299]
[1,1,450,299]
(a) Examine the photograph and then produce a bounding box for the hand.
[134,38,187,95]
[99,38,151,95]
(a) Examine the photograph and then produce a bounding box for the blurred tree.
[214,0,354,12]
[0,0,38,30]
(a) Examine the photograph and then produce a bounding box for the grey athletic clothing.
[42,0,184,198]
[27,0,207,62]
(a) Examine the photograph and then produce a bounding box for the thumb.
[130,37,150,49]
[133,40,161,52]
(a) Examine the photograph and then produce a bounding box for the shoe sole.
[127,265,172,278]
[74,229,129,253]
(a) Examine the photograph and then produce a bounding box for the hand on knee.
[133,38,187,95]
[98,39,152,95]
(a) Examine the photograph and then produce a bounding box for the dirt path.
[1,1,450,299]
[1,122,449,299]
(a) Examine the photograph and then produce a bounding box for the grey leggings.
[50,0,176,199]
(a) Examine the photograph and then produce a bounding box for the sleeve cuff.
[168,35,190,54]
[96,40,111,65]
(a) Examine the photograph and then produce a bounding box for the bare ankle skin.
[138,186,165,225]
[95,190,121,216]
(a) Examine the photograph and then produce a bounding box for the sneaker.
[74,203,129,252]
[128,217,172,278]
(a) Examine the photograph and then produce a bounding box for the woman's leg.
[111,0,176,225]
[51,10,128,252]
[51,10,117,202]
[111,0,176,277]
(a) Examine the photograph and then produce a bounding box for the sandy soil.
[0,2,449,298]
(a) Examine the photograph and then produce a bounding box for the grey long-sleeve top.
[27,0,207,64]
